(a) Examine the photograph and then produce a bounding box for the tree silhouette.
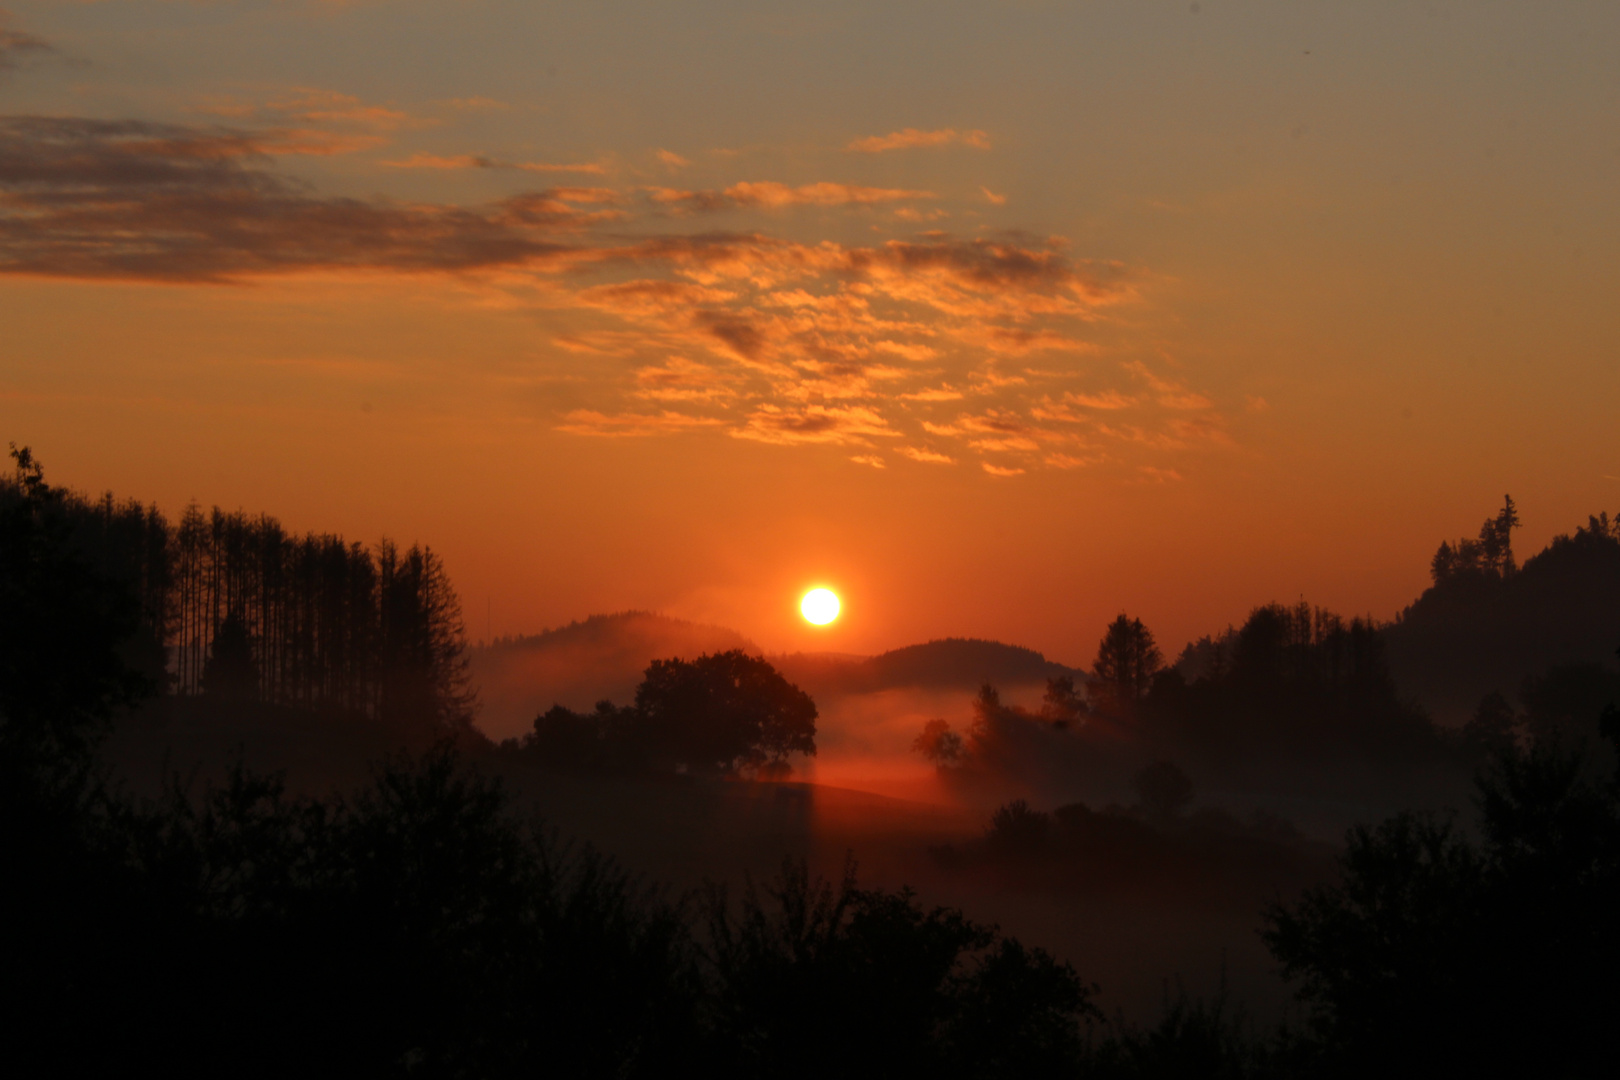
[701,857,1097,1078]
[0,445,147,764]
[986,799,1052,852]
[1430,494,1521,586]
[1091,615,1162,716]
[912,718,964,766]
[1132,761,1194,821]
[1263,711,1620,1075]
[202,609,256,700]
[634,650,816,775]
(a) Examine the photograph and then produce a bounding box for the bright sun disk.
[800,588,840,625]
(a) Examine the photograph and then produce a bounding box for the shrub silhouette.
[986,799,1053,852]
[701,857,1097,1078]
[1132,761,1194,821]
[1263,705,1620,1076]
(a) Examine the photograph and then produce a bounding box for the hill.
[470,611,760,741]
[773,637,1081,698]
[1384,514,1620,724]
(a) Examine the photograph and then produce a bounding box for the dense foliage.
[0,453,474,730]
[1262,712,1620,1077]
[507,649,817,777]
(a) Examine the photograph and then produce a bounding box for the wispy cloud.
[0,15,51,72]
[555,410,723,436]
[0,117,590,281]
[0,110,1227,478]
[197,88,418,132]
[900,446,956,465]
[732,404,901,446]
[646,181,934,213]
[655,149,690,168]
[633,358,737,402]
[846,128,991,154]
[382,152,608,175]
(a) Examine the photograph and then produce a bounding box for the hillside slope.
[775,637,1080,698]
[1384,517,1620,723]
[470,612,759,740]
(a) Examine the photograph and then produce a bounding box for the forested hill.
[470,612,759,741]
[773,638,1080,699]
[1384,510,1620,724]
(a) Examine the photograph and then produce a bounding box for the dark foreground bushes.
[4,743,1103,1078]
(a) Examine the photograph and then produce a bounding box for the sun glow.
[800,588,841,626]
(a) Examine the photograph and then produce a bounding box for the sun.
[800,587,841,626]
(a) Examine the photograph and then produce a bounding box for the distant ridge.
[470,615,1082,741]
[470,611,760,741]
[774,637,1081,697]
[484,611,761,657]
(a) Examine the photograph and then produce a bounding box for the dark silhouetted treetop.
[1263,712,1620,1077]
[701,857,1097,1078]
[986,799,1052,852]
[1040,675,1086,727]
[634,650,816,775]
[1429,494,1520,586]
[202,609,256,700]
[1,446,148,765]
[1132,760,1194,821]
[913,717,965,766]
[0,454,478,733]
[1090,615,1162,717]
[1143,601,1434,763]
[1389,501,1620,723]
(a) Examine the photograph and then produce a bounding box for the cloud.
[1125,360,1215,410]
[1068,390,1135,410]
[197,89,417,132]
[633,358,737,402]
[382,152,608,175]
[648,181,935,213]
[0,117,595,281]
[656,149,690,168]
[1137,465,1183,483]
[849,455,886,469]
[442,97,511,111]
[0,109,1228,478]
[846,128,991,153]
[554,410,723,436]
[0,17,51,72]
[1031,390,1136,421]
[971,326,1096,356]
[982,463,1025,477]
[900,446,955,465]
[731,404,900,446]
[1042,452,1100,469]
[981,187,1007,206]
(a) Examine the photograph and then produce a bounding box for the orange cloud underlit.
[846,128,991,153]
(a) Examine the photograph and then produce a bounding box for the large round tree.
[634,650,817,775]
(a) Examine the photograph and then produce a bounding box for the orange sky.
[3,2,1618,665]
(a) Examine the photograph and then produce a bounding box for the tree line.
[0,447,473,730]
[503,649,819,777]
